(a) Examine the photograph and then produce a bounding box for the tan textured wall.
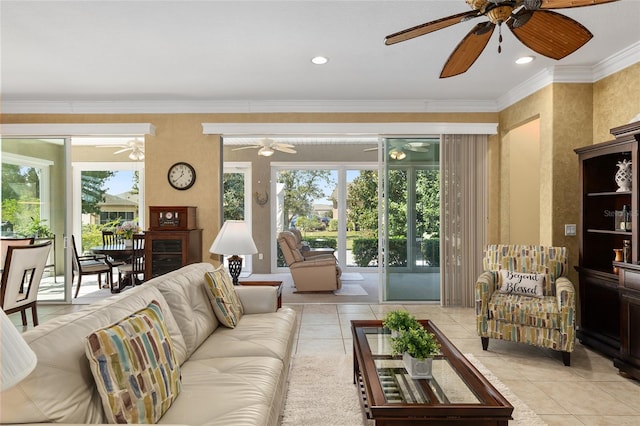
[593,63,640,143]
[507,119,540,244]
[2,112,497,272]
[499,85,552,244]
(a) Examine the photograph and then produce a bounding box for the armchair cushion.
[488,293,560,328]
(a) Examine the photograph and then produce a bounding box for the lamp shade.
[1,309,37,391]
[209,220,258,255]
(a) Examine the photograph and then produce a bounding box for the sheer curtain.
[441,134,488,307]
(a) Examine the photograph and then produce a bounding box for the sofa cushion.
[0,285,186,424]
[189,308,297,366]
[158,356,285,426]
[146,262,219,359]
[85,300,181,424]
[498,270,544,298]
[488,292,561,328]
[204,266,244,328]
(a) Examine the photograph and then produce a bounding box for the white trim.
[2,152,55,168]
[204,122,498,136]
[0,123,156,137]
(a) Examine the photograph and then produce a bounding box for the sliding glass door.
[273,164,378,271]
[1,137,67,301]
[383,138,441,301]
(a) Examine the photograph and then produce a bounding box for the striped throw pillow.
[85,300,181,423]
[204,266,244,328]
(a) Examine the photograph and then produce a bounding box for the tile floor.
[10,300,640,425]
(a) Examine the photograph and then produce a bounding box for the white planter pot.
[403,352,433,379]
[123,239,133,248]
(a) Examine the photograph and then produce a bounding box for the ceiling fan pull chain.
[498,23,503,53]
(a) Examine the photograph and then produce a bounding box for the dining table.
[90,242,144,292]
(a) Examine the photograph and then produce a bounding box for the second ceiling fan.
[231,138,297,157]
[385,0,619,78]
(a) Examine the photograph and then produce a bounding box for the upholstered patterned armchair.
[475,245,576,366]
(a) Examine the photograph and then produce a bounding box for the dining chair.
[101,230,127,268]
[1,237,34,270]
[0,240,52,327]
[117,233,145,288]
[71,235,114,298]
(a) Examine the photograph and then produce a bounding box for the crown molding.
[0,123,156,137]
[496,41,640,110]
[2,43,638,115]
[202,122,499,136]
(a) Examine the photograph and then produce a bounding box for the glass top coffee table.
[351,320,513,425]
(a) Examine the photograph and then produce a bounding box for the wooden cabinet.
[613,263,640,380]
[144,229,202,280]
[575,121,640,365]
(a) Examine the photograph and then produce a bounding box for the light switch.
[565,224,577,236]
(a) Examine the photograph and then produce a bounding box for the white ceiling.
[2,0,639,114]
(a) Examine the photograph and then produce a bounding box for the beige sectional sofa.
[0,262,297,425]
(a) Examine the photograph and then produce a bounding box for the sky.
[103,170,134,195]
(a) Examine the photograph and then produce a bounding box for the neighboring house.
[83,192,139,225]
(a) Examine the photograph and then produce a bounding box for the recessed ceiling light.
[311,56,329,65]
[516,56,534,65]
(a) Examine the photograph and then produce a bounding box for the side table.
[238,280,283,308]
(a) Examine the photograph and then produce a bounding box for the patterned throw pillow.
[498,270,545,298]
[204,266,244,328]
[85,300,181,423]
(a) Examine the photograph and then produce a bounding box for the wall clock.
[168,162,196,190]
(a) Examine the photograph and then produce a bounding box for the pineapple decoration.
[616,159,632,192]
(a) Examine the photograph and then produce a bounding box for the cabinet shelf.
[586,229,632,235]
[587,191,632,197]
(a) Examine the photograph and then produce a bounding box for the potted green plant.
[19,217,53,239]
[391,326,441,378]
[382,310,421,337]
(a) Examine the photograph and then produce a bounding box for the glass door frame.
[270,161,379,272]
[222,162,254,273]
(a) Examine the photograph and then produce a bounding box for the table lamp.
[209,220,258,285]
[1,309,37,391]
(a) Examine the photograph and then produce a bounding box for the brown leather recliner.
[278,231,342,292]
[288,228,336,258]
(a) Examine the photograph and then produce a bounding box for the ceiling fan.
[385,0,619,78]
[97,138,145,160]
[231,138,297,157]
[365,140,431,160]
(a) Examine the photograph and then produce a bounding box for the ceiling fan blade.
[385,10,478,45]
[231,145,261,151]
[540,0,619,9]
[272,143,295,149]
[440,22,495,78]
[274,146,297,154]
[508,10,592,60]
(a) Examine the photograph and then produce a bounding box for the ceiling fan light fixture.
[389,149,406,160]
[311,56,329,65]
[259,146,275,157]
[516,55,534,64]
